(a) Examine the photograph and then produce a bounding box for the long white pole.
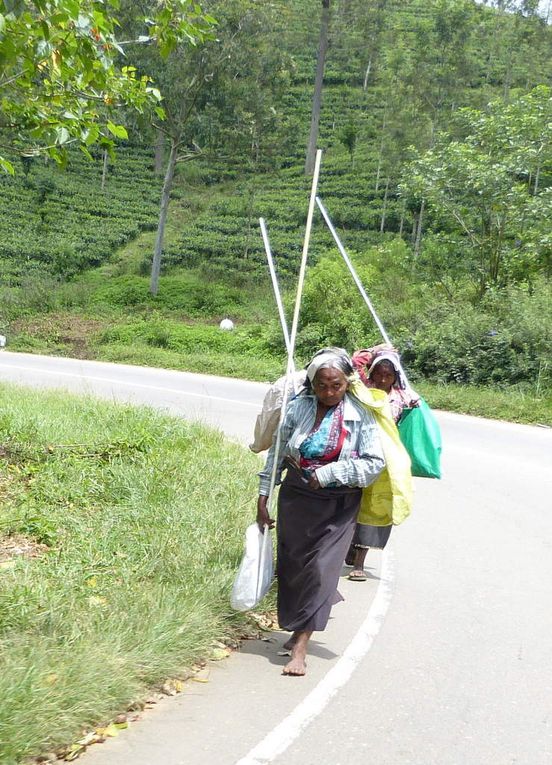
[316,195,392,345]
[288,150,323,363]
[266,149,323,514]
[259,217,293,359]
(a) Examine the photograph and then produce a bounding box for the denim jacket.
[258,392,385,496]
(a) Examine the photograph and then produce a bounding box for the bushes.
[100,317,272,357]
[89,272,250,318]
[295,243,552,391]
[398,281,552,390]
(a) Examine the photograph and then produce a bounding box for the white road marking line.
[0,364,261,408]
[235,548,396,765]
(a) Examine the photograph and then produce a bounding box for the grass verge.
[0,383,265,765]
[418,381,552,427]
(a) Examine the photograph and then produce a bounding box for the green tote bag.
[398,399,442,479]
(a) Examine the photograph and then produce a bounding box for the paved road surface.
[1,351,551,765]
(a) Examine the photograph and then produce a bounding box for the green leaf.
[56,126,70,144]
[106,121,128,139]
[79,144,94,161]
[0,157,15,175]
[84,124,100,146]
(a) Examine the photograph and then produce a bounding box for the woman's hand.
[257,495,275,531]
[285,456,320,489]
[307,472,321,490]
[284,455,301,472]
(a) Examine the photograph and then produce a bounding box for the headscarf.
[305,348,353,383]
[366,351,406,389]
[353,347,408,391]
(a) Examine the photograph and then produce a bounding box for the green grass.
[418,381,552,427]
[0,384,266,765]
[96,343,284,381]
[7,309,552,424]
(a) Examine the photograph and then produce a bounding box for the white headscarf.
[306,350,352,383]
[366,351,406,389]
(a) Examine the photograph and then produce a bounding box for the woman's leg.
[348,546,369,580]
[283,632,298,650]
[283,630,312,676]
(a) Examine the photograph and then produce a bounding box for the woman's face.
[370,361,396,394]
[312,367,348,408]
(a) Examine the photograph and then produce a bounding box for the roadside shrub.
[400,280,552,389]
[91,276,150,307]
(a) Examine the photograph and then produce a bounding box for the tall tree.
[401,86,552,293]
[305,0,330,175]
[131,0,290,294]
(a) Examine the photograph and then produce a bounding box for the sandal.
[347,569,367,581]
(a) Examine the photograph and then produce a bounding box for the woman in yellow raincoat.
[346,346,418,580]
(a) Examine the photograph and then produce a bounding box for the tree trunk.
[375,111,387,193]
[534,158,541,194]
[490,219,505,286]
[305,0,331,176]
[363,57,372,90]
[150,139,178,296]
[101,149,108,192]
[414,199,425,258]
[154,128,165,176]
[399,200,406,236]
[411,215,417,243]
[243,187,256,259]
[380,177,390,233]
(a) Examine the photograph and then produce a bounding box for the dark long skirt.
[352,522,392,550]
[276,470,361,633]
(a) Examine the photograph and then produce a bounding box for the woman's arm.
[257,398,298,496]
[256,401,300,530]
[256,494,275,530]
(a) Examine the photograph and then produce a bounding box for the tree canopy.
[401,85,552,292]
[0,0,215,172]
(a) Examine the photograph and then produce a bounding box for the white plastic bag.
[230,523,274,611]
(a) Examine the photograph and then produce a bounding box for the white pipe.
[288,151,323,363]
[267,150,323,515]
[316,196,391,345]
[259,217,293,359]
[316,196,413,388]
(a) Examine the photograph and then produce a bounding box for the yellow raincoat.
[350,380,413,526]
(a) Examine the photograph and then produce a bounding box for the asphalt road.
[1,351,551,765]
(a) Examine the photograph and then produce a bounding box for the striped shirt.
[258,392,385,496]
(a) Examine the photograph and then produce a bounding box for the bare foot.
[282,654,306,676]
[282,630,311,676]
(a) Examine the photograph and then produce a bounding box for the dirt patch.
[0,533,48,564]
[11,314,107,359]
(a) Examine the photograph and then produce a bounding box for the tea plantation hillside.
[1,0,551,412]
[0,147,161,283]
